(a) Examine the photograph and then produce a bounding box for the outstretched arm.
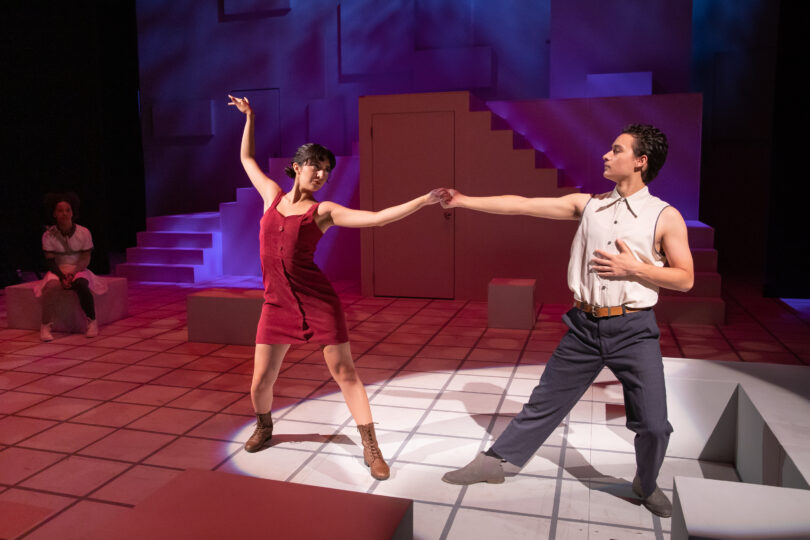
[228,95,281,204]
[590,206,694,292]
[439,188,590,220]
[319,190,443,230]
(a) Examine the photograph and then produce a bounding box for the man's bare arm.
[440,189,590,220]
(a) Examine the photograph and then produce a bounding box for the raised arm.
[591,206,694,292]
[228,95,281,204]
[319,190,443,230]
[440,188,590,220]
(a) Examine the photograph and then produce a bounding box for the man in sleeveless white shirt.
[438,125,694,518]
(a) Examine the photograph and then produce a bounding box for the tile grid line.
[3,282,772,536]
[277,298,474,485]
[438,318,534,540]
[549,413,571,540]
[720,289,808,366]
[8,332,255,539]
[15,384,242,540]
[210,294,422,479]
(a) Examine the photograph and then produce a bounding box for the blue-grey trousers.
[491,307,673,495]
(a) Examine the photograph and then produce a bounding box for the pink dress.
[255,192,349,345]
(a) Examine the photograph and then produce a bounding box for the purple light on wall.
[585,72,653,98]
[549,0,692,98]
[487,93,703,219]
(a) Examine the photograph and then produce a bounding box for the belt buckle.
[592,303,601,317]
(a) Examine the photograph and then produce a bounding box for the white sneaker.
[40,323,54,342]
[86,319,98,338]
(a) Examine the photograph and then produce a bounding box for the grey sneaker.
[632,474,672,518]
[442,452,505,485]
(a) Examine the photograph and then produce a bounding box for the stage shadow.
[454,381,639,506]
[261,433,355,450]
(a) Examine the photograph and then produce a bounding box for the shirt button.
[607,241,612,245]
[614,220,618,224]
[278,226,284,232]
[601,286,606,290]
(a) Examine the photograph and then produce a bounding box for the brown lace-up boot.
[244,412,273,453]
[357,423,390,480]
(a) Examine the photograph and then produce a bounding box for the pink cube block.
[187,288,263,346]
[488,278,536,329]
[5,277,129,332]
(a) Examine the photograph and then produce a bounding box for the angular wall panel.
[550,0,692,98]
[415,0,472,49]
[152,100,213,138]
[222,0,290,18]
[413,46,492,91]
[308,97,346,156]
[339,0,414,75]
[585,72,653,98]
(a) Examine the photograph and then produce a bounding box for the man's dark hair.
[621,124,668,184]
[284,143,337,179]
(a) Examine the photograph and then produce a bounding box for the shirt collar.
[606,185,651,218]
[50,224,77,238]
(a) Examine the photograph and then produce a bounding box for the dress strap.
[270,191,285,210]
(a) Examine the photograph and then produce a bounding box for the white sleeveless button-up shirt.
[567,186,670,309]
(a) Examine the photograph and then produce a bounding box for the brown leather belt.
[574,300,648,318]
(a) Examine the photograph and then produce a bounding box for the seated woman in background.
[36,192,107,341]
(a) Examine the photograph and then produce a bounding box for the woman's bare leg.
[322,342,372,425]
[324,341,389,479]
[250,343,289,413]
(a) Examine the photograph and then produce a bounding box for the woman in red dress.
[229,95,442,480]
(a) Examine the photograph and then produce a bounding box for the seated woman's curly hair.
[44,192,81,223]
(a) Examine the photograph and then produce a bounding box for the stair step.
[116,262,198,283]
[490,113,511,130]
[236,187,262,206]
[691,248,718,272]
[661,271,721,298]
[686,221,714,249]
[126,247,205,265]
[656,296,726,325]
[146,212,221,232]
[136,231,214,249]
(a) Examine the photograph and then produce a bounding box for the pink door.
[371,111,455,298]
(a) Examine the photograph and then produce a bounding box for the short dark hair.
[621,124,668,184]
[284,143,336,179]
[44,192,80,222]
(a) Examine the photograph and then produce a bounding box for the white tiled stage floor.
[0,278,806,539]
[222,362,739,540]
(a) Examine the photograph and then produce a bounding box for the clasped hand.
[431,188,457,208]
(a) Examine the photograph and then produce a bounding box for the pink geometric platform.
[5,277,129,333]
[86,468,413,539]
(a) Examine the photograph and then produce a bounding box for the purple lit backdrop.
[487,94,703,219]
[549,1,692,98]
[135,0,700,281]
